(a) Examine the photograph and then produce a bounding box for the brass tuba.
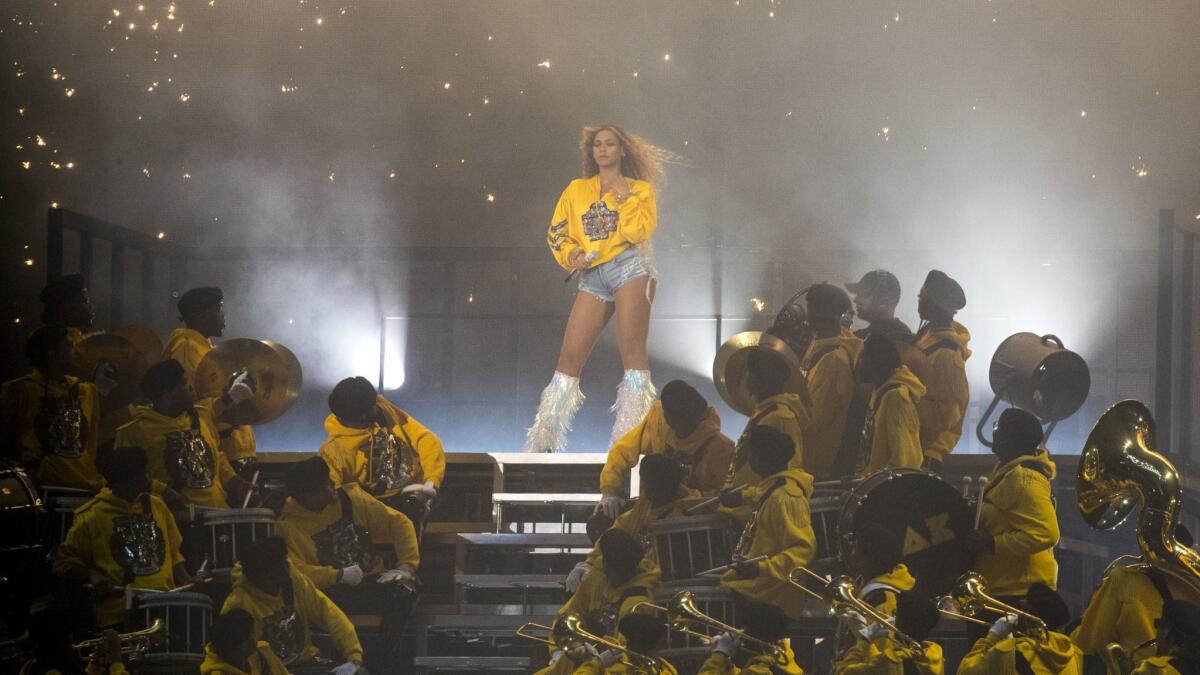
[1077,400,1200,595]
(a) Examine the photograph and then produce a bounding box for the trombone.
[635,591,789,665]
[950,572,1047,639]
[74,619,164,659]
[630,600,715,644]
[516,612,671,675]
[787,566,924,651]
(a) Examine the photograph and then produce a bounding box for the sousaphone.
[713,331,808,416]
[194,339,302,425]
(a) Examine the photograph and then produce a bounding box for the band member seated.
[163,286,256,474]
[276,456,419,673]
[201,608,289,675]
[115,359,253,508]
[1132,600,1200,675]
[800,283,863,479]
[222,537,365,673]
[596,379,733,519]
[38,276,119,436]
[957,582,1082,674]
[698,601,802,674]
[846,270,914,342]
[855,334,925,476]
[53,446,188,630]
[1,325,102,491]
[914,270,970,474]
[967,409,1059,614]
[833,592,944,674]
[848,524,915,618]
[719,426,816,619]
[573,613,677,675]
[319,376,445,534]
[20,606,128,675]
[570,454,696,592]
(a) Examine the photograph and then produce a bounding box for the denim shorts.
[578,246,654,303]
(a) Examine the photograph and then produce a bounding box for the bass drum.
[838,468,972,596]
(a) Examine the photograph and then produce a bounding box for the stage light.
[379,316,407,391]
[976,332,1090,447]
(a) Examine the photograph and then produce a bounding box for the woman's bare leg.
[555,292,615,377]
[613,276,655,370]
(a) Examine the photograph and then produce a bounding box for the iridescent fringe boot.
[522,371,585,453]
[609,369,656,445]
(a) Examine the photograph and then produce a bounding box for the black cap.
[177,286,223,318]
[286,456,332,497]
[328,376,377,419]
[141,358,186,400]
[846,270,901,305]
[920,270,966,312]
[1162,600,1200,642]
[996,408,1044,452]
[806,283,852,318]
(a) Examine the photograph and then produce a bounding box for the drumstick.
[683,484,748,516]
[241,470,260,509]
[696,554,769,577]
[973,477,989,528]
[961,476,973,498]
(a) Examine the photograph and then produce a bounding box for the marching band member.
[833,592,944,674]
[847,524,915,618]
[162,286,256,474]
[855,335,925,476]
[957,583,1082,674]
[19,607,128,675]
[799,284,862,479]
[719,426,816,619]
[276,456,419,673]
[319,376,445,535]
[201,609,289,675]
[1132,600,1200,674]
[37,276,119,428]
[2,325,103,491]
[573,613,677,675]
[114,359,253,508]
[222,537,366,674]
[698,601,802,674]
[596,379,733,519]
[53,446,189,629]
[913,270,970,474]
[846,270,914,342]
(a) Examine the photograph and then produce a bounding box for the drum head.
[838,469,972,595]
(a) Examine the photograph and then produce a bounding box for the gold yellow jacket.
[19,660,128,675]
[222,562,363,665]
[547,175,657,271]
[1132,655,1193,674]
[164,328,256,463]
[585,485,699,567]
[957,631,1082,674]
[1,370,102,490]
[276,483,420,589]
[115,401,236,508]
[697,641,803,674]
[975,449,1059,596]
[861,366,925,476]
[721,394,808,522]
[914,322,971,463]
[600,401,734,497]
[721,468,816,618]
[801,332,863,479]
[552,557,662,659]
[860,564,917,617]
[833,639,944,674]
[1071,563,1167,664]
[572,656,679,675]
[319,395,445,499]
[199,641,289,675]
[53,488,184,628]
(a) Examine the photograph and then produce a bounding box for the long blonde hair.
[579,124,672,191]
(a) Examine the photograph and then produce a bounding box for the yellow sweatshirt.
[975,449,1059,597]
[276,483,420,589]
[164,328,256,463]
[860,564,917,617]
[199,642,289,675]
[19,660,128,675]
[572,656,679,675]
[1133,655,1193,675]
[319,395,445,499]
[957,631,1082,675]
[115,401,235,508]
[698,641,803,674]
[222,562,363,665]
[915,322,971,463]
[834,639,944,674]
[1,370,102,490]
[861,366,926,476]
[53,488,184,628]
[555,557,662,648]
[585,485,699,567]
[1071,562,1167,663]
[722,468,816,618]
[547,175,657,271]
[721,393,808,522]
[600,401,734,497]
[801,332,863,479]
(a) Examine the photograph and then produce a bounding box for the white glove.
[401,480,438,497]
[597,649,621,667]
[548,650,566,666]
[712,631,737,657]
[989,614,1018,638]
[858,621,889,643]
[565,561,592,593]
[227,370,255,403]
[377,565,415,585]
[93,361,119,396]
[329,662,361,675]
[596,495,622,520]
[338,564,363,586]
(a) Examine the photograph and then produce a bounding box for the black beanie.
[660,380,707,423]
[996,408,1044,453]
[286,456,331,497]
[1026,582,1071,630]
[328,376,377,419]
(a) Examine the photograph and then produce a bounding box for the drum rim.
[202,507,277,523]
[137,591,213,607]
[649,513,733,534]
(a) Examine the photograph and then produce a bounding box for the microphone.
[564,250,599,282]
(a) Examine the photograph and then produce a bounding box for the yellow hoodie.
[276,483,420,589]
[19,660,128,675]
[163,328,256,464]
[319,395,445,499]
[975,449,1059,597]
[222,562,363,665]
[199,641,288,675]
[585,484,700,567]
[801,332,863,479]
[860,564,917,617]
[600,401,734,497]
[1072,563,1169,664]
[698,641,803,674]
[115,401,235,508]
[573,656,679,675]
[914,322,971,463]
[547,175,657,271]
[722,468,817,618]
[860,366,926,476]
[1,370,102,490]
[834,639,944,674]
[721,393,808,522]
[556,557,662,645]
[53,488,184,628]
[1133,655,1193,674]
[957,631,1082,675]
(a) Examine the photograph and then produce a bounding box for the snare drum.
[131,591,211,669]
[41,485,91,543]
[0,462,43,571]
[650,514,735,584]
[201,508,275,573]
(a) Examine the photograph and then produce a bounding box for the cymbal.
[75,333,151,410]
[712,330,806,416]
[112,324,164,363]
[194,339,302,426]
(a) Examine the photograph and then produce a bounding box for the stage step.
[455,574,564,590]
[413,656,531,672]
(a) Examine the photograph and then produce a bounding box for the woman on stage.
[524,124,667,453]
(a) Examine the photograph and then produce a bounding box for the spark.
[751,297,766,312]
[24,258,35,267]
[1080,110,1086,117]
[17,107,25,116]
[443,81,451,90]
[48,202,58,208]
[35,135,46,146]
[65,162,75,169]
[182,172,191,179]
[482,96,489,105]
[156,231,166,239]
[281,83,298,93]
[315,17,323,24]
[486,193,495,202]
[467,292,475,304]
[663,53,671,61]
[13,318,21,325]
[536,60,550,68]
[328,172,336,182]
[142,167,150,176]
[20,161,30,170]
[388,169,396,178]
[878,126,891,141]
[112,8,120,16]
[179,92,190,102]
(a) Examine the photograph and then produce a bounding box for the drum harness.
[314,488,375,571]
[727,402,789,487]
[856,382,905,474]
[734,475,805,563]
[165,409,215,490]
[366,409,418,495]
[118,494,165,586]
[35,377,85,459]
[264,570,306,665]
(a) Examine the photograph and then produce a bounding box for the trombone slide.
[696,554,769,577]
